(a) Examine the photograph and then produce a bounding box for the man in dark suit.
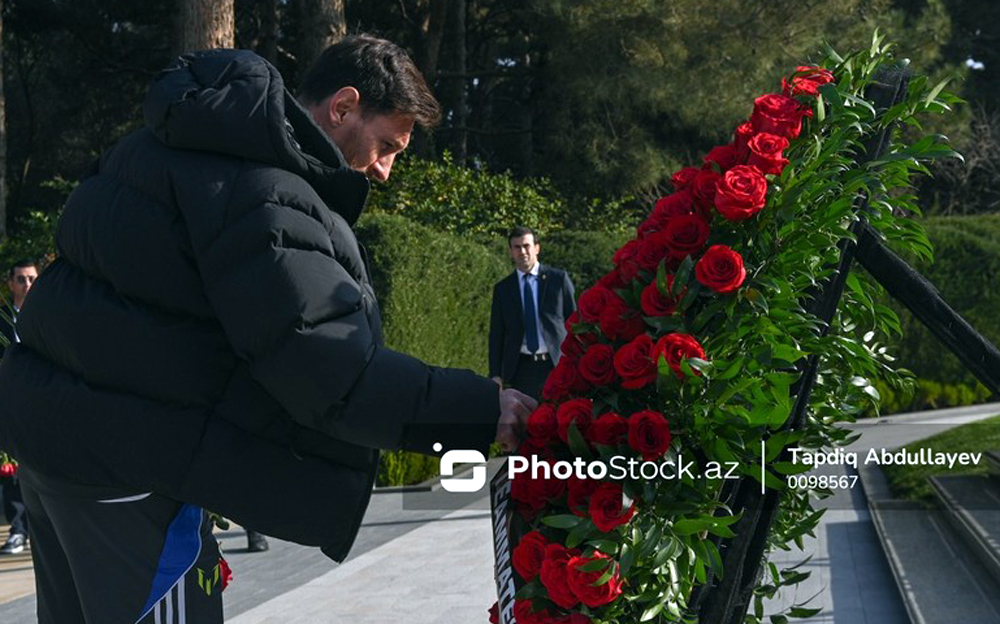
[0,259,38,555]
[489,227,576,400]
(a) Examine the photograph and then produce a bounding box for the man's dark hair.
[8,259,38,280]
[507,227,538,246]
[298,34,442,128]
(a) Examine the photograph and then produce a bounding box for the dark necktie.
[523,274,539,353]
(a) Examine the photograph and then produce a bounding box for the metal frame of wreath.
[693,65,1000,624]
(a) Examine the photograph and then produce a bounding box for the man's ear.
[327,87,361,126]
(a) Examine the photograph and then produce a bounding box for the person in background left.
[489,227,576,400]
[0,259,39,555]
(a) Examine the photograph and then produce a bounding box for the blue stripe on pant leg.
[136,503,203,622]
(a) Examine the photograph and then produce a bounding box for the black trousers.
[509,354,553,401]
[21,469,223,624]
[2,476,28,536]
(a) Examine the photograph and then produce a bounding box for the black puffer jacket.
[0,50,499,561]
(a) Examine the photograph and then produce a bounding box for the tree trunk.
[418,0,447,82]
[0,0,7,239]
[296,0,346,69]
[177,0,235,53]
[452,0,468,164]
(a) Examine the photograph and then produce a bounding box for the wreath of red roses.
[489,65,835,624]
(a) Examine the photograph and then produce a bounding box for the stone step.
[859,463,1000,624]
[929,474,1000,588]
[868,500,1000,624]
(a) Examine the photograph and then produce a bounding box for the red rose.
[588,482,635,532]
[627,409,673,460]
[557,615,592,624]
[566,553,623,607]
[489,602,499,624]
[540,544,582,610]
[514,599,557,624]
[636,232,670,271]
[695,244,746,294]
[578,343,617,386]
[561,331,586,360]
[512,462,565,519]
[527,404,559,444]
[591,412,628,446]
[703,143,741,171]
[527,461,567,502]
[599,297,645,342]
[542,359,588,402]
[750,93,812,139]
[566,475,601,516]
[557,398,593,443]
[747,132,790,176]
[518,436,555,461]
[783,65,835,97]
[734,121,755,160]
[642,192,697,235]
[512,530,549,581]
[670,166,700,191]
[597,268,627,290]
[653,191,697,221]
[662,214,710,260]
[652,333,706,379]
[511,472,545,519]
[611,239,642,281]
[564,310,580,332]
[714,165,768,221]
[640,277,681,317]
[613,334,657,389]
[577,286,616,323]
[689,169,722,213]
[0,462,17,478]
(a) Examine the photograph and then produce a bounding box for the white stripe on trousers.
[152,582,185,624]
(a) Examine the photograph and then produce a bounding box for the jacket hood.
[143,49,369,225]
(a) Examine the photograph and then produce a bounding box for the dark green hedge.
[366,152,643,240]
[539,229,632,293]
[356,211,510,373]
[883,214,1000,388]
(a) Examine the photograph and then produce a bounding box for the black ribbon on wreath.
[693,64,1000,624]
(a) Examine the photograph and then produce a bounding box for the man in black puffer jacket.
[0,35,534,623]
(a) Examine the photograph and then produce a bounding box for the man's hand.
[496,388,537,453]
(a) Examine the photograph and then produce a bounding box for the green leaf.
[923,76,952,106]
[789,606,823,618]
[566,422,593,460]
[620,543,636,576]
[640,602,664,622]
[656,261,670,295]
[717,357,744,380]
[576,557,612,572]
[673,255,695,294]
[773,461,812,475]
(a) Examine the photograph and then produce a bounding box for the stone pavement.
[2,402,998,623]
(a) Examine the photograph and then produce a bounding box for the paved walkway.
[2,402,998,623]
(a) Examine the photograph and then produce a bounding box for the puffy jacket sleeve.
[196,192,499,455]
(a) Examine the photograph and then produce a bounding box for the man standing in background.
[489,227,576,399]
[0,259,38,555]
